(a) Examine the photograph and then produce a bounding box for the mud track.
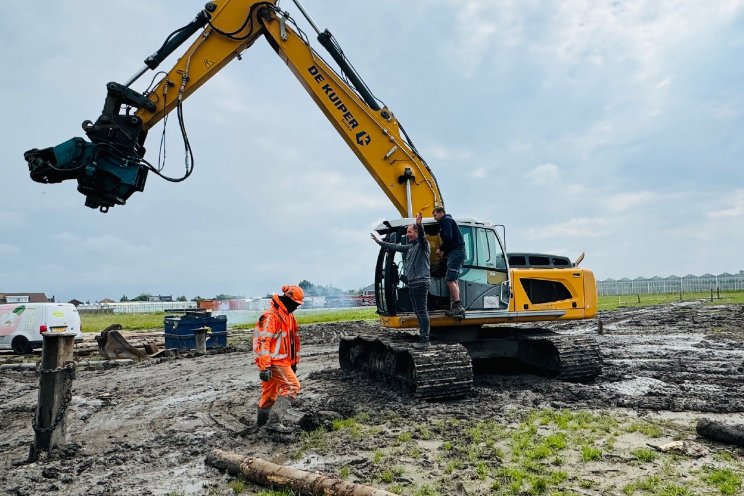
[1,302,743,495]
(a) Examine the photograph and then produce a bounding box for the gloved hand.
[291,364,297,373]
[259,369,271,382]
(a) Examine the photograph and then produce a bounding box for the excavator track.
[521,331,602,382]
[339,336,473,400]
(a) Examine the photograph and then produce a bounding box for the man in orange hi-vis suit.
[253,284,304,433]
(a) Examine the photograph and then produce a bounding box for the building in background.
[0,292,50,304]
[597,271,744,296]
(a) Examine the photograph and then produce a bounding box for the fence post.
[30,332,76,461]
[194,326,209,354]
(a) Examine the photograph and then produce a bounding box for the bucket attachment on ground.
[95,324,149,361]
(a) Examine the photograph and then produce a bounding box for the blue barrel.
[163,312,228,351]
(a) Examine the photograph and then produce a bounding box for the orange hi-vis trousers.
[258,365,301,409]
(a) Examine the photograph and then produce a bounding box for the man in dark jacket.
[432,207,466,317]
[371,212,431,347]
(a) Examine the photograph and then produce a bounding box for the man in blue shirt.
[432,207,466,318]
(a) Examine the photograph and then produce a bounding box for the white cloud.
[0,244,20,256]
[525,217,613,239]
[602,191,658,213]
[470,167,488,179]
[707,190,744,219]
[524,162,560,185]
[424,145,473,161]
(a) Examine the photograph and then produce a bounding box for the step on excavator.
[23,0,601,400]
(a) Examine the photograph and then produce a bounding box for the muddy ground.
[2,301,744,495]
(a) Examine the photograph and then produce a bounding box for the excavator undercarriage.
[339,326,601,400]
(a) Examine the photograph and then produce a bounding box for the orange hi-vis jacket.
[253,294,300,371]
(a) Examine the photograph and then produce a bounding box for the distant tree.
[296,280,348,296]
[176,295,188,302]
[131,293,151,302]
[120,295,129,302]
[192,296,203,302]
[85,300,90,305]
[215,293,244,300]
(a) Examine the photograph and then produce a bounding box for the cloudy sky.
[1,0,743,302]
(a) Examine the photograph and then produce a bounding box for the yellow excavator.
[24,0,601,399]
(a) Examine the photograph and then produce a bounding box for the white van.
[0,303,83,354]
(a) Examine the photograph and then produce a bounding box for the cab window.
[461,226,506,270]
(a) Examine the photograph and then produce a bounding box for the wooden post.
[30,332,76,460]
[194,326,209,354]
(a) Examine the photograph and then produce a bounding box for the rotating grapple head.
[24,82,155,212]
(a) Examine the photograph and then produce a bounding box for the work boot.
[453,302,466,318]
[265,395,294,433]
[413,339,430,349]
[256,407,271,427]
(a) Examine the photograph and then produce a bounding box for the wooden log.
[696,417,744,447]
[0,363,37,371]
[206,449,397,496]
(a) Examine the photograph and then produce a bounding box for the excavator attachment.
[95,324,149,362]
[24,82,153,212]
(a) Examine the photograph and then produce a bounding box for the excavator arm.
[23,0,442,217]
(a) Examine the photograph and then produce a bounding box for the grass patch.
[623,476,661,494]
[580,445,603,462]
[233,308,377,329]
[293,428,329,459]
[228,478,245,494]
[82,307,378,334]
[398,431,413,443]
[377,466,404,483]
[81,312,167,332]
[626,421,663,438]
[703,467,742,495]
[630,447,657,463]
[598,290,744,311]
[413,484,438,496]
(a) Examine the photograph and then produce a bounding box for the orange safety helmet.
[282,285,305,305]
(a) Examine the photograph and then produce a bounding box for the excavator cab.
[374,218,511,326]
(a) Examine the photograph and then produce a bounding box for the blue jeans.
[446,246,466,282]
[408,280,430,341]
